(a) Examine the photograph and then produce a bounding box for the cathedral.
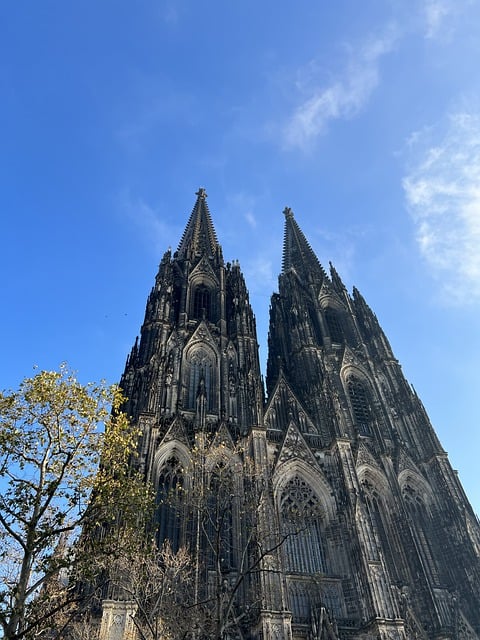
[99,189,480,640]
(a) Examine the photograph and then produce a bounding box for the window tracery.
[325,307,343,343]
[361,478,401,581]
[193,285,212,320]
[288,581,311,622]
[204,464,235,570]
[157,456,184,551]
[281,476,325,574]
[402,481,440,585]
[347,376,372,436]
[186,348,216,411]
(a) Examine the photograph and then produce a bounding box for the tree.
[188,438,256,639]
[152,435,303,640]
[63,434,310,640]
[0,364,152,640]
[109,540,199,640]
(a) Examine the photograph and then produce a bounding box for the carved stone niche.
[260,613,293,640]
[99,600,137,640]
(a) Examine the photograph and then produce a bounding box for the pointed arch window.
[362,480,402,582]
[157,457,184,551]
[186,348,217,412]
[307,303,323,345]
[193,285,212,321]
[403,483,441,586]
[204,464,236,571]
[347,376,372,436]
[281,476,325,574]
[325,307,343,343]
[288,581,311,623]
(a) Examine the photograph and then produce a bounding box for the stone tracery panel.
[281,475,326,575]
[184,345,218,412]
[156,455,184,551]
[399,471,442,587]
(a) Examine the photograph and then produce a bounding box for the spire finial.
[196,187,207,199]
[283,206,294,219]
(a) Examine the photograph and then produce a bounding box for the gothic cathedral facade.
[102,189,480,640]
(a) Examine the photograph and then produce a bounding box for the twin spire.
[176,189,326,283]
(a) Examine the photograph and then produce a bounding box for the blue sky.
[1,1,479,514]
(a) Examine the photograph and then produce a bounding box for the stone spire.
[281,206,326,283]
[176,187,220,260]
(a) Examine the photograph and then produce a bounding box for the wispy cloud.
[403,111,480,303]
[421,0,470,39]
[244,256,276,296]
[160,2,183,25]
[312,224,364,287]
[423,0,451,38]
[118,190,179,255]
[283,27,398,150]
[223,191,259,233]
[244,211,257,229]
[280,0,475,151]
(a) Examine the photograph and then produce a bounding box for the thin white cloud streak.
[224,191,259,232]
[281,0,474,151]
[118,190,179,256]
[283,28,398,150]
[161,2,182,25]
[245,211,257,229]
[311,225,362,287]
[423,0,451,38]
[422,0,473,39]
[244,256,276,296]
[403,112,480,303]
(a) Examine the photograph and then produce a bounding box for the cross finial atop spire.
[283,206,294,219]
[196,187,208,199]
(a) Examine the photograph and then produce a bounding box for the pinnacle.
[281,208,326,282]
[177,188,219,260]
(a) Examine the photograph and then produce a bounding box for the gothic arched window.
[347,376,372,436]
[186,348,217,411]
[193,285,212,321]
[281,476,325,574]
[403,483,441,586]
[362,480,403,582]
[325,307,343,343]
[288,581,311,622]
[157,457,184,551]
[307,303,323,346]
[204,465,236,570]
